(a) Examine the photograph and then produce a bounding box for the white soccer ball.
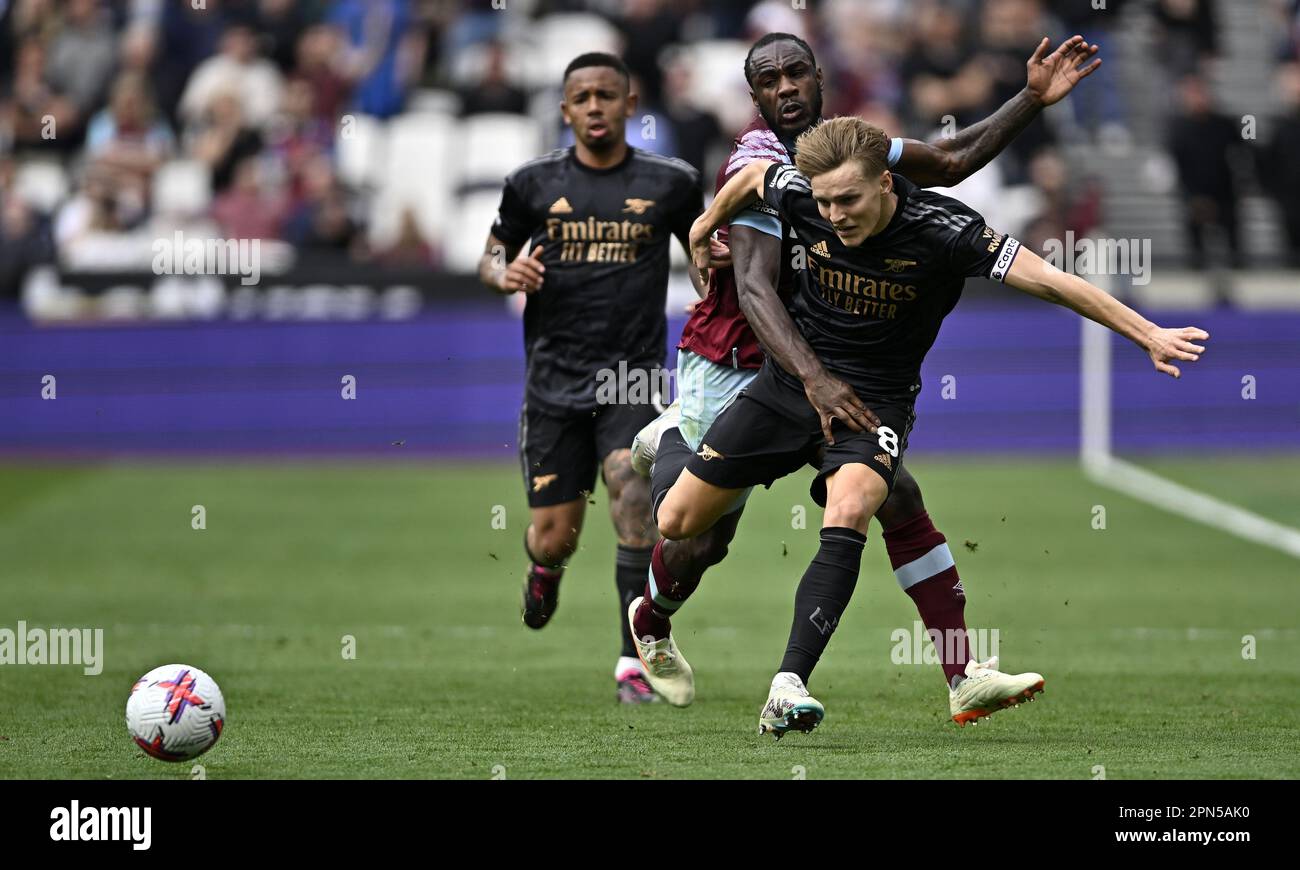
[125,664,226,761]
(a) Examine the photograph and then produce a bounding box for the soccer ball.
[125,664,226,761]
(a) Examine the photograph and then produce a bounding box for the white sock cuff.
[894,542,956,591]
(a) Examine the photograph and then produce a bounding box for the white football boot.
[630,399,682,478]
[758,672,825,739]
[627,597,695,707]
[949,656,1045,727]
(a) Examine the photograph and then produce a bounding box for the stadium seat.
[447,40,531,90]
[368,114,457,248]
[335,113,387,190]
[459,113,543,186]
[529,13,623,84]
[408,88,463,116]
[14,160,70,214]
[152,160,213,217]
[443,188,509,274]
[672,40,752,134]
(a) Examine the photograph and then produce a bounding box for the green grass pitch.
[1,456,1297,779]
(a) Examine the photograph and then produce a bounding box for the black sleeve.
[761,162,812,223]
[670,170,704,242]
[947,215,1022,283]
[490,174,536,246]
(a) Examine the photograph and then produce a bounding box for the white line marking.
[1080,315,1300,561]
[1083,453,1300,559]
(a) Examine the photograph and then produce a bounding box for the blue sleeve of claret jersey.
[887,137,903,167]
[729,210,784,239]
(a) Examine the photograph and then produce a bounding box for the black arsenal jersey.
[760,163,1022,403]
[492,146,702,413]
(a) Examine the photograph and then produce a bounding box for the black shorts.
[686,364,915,507]
[518,400,659,508]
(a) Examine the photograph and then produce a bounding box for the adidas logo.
[873,452,892,470]
[549,197,573,214]
[953,580,965,598]
[696,443,724,461]
[810,240,830,258]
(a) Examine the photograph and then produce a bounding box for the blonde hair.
[793,116,891,181]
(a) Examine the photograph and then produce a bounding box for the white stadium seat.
[152,160,213,217]
[459,113,543,186]
[368,113,458,248]
[447,41,531,90]
[674,40,752,134]
[407,88,463,116]
[335,113,387,189]
[14,160,70,214]
[529,13,623,84]
[443,188,509,274]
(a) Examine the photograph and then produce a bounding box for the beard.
[758,87,824,143]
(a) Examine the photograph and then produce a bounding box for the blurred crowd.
[1,0,1299,304]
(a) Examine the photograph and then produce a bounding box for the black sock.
[649,427,692,525]
[778,527,866,685]
[616,544,654,658]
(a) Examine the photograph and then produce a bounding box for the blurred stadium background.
[1,0,1297,455]
[1,0,1298,778]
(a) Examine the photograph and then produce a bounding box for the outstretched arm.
[1005,248,1209,379]
[894,35,1101,188]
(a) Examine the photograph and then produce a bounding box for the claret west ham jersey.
[676,117,904,371]
[760,163,1023,404]
[491,146,701,413]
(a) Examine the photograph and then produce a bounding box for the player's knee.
[690,528,730,568]
[531,521,579,563]
[656,505,693,541]
[533,533,577,564]
[824,498,872,533]
[877,474,924,528]
[892,472,924,515]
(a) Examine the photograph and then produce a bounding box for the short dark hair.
[563,52,630,87]
[744,32,817,85]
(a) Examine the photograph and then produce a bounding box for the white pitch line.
[1078,312,1300,562]
[1083,452,1300,561]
